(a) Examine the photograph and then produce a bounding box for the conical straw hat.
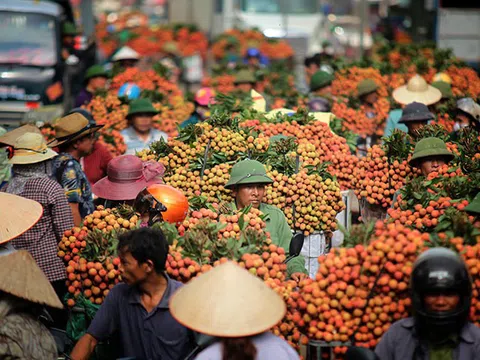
[169,262,286,337]
[112,46,140,62]
[0,193,43,244]
[0,250,63,309]
[392,75,442,105]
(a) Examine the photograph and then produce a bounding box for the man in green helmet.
[225,159,308,281]
[409,137,455,177]
[392,137,454,207]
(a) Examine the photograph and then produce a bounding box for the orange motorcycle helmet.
[134,184,189,224]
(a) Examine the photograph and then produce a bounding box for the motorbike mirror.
[345,347,380,360]
[289,233,304,257]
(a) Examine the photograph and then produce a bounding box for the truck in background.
[0,0,96,129]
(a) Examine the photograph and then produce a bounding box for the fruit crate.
[306,340,352,360]
[300,232,330,279]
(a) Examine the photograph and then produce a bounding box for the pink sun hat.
[92,155,165,201]
[194,87,216,106]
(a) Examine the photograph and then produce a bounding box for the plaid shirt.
[3,177,74,282]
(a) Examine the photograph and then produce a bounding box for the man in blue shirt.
[70,227,195,360]
[121,98,168,155]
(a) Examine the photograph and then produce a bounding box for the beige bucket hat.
[0,192,43,244]
[0,125,42,147]
[393,75,442,106]
[169,262,286,337]
[0,250,63,309]
[48,113,103,147]
[9,132,57,165]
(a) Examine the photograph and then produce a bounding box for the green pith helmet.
[357,79,379,97]
[234,69,257,84]
[127,98,158,119]
[431,81,453,98]
[85,65,108,81]
[225,159,273,189]
[63,22,77,36]
[310,71,334,92]
[465,193,480,215]
[409,137,454,167]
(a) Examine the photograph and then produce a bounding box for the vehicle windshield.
[0,11,57,67]
[240,0,318,14]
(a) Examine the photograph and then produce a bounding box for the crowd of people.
[0,26,480,360]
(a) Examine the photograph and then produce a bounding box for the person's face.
[424,293,460,312]
[88,76,107,91]
[75,133,95,156]
[132,114,154,134]
[63,35,74,47]
[419,156,447,176]
[306,64,319,78]
[407,121,428,133]
[248,56,260,66]
[237,83,253,93]
[196,105,210,120]
[120,59,138,68]
[233,184,266,209]
[363,92,378,106]
[118,250,152,285]
[455,113,471,127]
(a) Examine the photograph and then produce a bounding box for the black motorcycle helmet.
[411,247,472,342]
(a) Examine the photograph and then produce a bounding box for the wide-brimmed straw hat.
[0,192,43,244]
[0,250,63,309]
[393,75,442,105]
[9,132,57,165]
[92,155,164,200]
[48,113,103,147]
[169,262,286,337]
[0,125,42,147]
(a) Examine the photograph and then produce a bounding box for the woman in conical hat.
[170,262,300,360]
[0,192,63,360]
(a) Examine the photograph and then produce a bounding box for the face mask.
[453,122,469,131]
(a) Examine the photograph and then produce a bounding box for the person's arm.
[59,163,84,226]
[69,202,82,227]
[71,285,120,359]
[70,333,98,360]
[274,211,308,278]
[51,185,75,239]
[374,326,394,360]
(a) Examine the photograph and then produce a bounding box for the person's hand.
[290,272,308,282]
